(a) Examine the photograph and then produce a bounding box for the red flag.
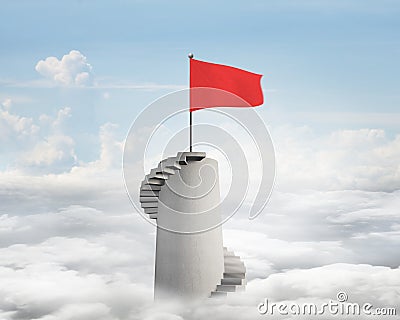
[190,59,263,112]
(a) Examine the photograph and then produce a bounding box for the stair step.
[177,152,206,165]
[210,291,227,298]
[160,158,181,170]
[216,285,237,292]
[144,208,158,214]
[144,178,165,185]
[223,272,245,279]
[224,255,241,261]
[140,184,161,191]
[156,166,175,175]
[140,190,159,197]
[141,202,158,208]
[140,196,158,202]
[149,169,169,180]
[148,213,157,219]
[151,173,169,180]
[186,153,206,162]
[223,251,236,257]
[176,152,189,165]
[221,278,245,286]
[224,258,245,266]
[224,262,245,274]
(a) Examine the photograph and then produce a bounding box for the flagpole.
[188,53,194,152]
[189,111,193,152]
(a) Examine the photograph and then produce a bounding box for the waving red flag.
[190,58,263,112]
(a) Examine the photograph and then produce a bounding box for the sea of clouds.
[0,52,399,319]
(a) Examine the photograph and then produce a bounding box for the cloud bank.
[0,104,399,319]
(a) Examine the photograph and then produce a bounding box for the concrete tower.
[139,152,246,299]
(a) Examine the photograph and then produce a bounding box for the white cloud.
[2,98,12,109]
[0,205,155,319]
[96,123,124,169]
[38,303,117,320]
[0,105,39,142]
[35,50,93,86]
[272,126,400,192]
[246,264,400,307]
[0,105,122,173]
[0,262,152,320]
[142,312,184,320]
[223,188,400,271]
[0,200,398,319]
[0,106,77,171]
[20,134,77,167]
[0,102,399,319]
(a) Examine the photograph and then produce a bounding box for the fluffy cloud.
[2,98,12,109]
[20,134,77,167]
[0,202,398,320]
[0,204,155,319]
[0,104,39,142]
[0,105,79,172]
[35,50,93,86]
[93,123,124,170]
[0,103,399,319]
[272,125,400,192]
[135,264,400,319]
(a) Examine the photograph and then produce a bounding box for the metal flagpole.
[188,53,194,152]
[189,111,192,152]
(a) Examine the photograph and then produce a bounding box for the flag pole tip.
[188,53,194,59]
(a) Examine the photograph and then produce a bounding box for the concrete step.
[140,183,161,191]
[223,272,245,279]
[177,152,188,165]
[144,177,165,185]
[156,166,175,175]
[224,258,245,266]
[177,152,206,165]
[141,202,158,208]
[210,291,227,298]
[221,278,245,286]
[186,153,206,162]
[160,157,181,170]
[224,262,246,274]
[224,255,241,261]
[223,251,236,257]
[140,196,158,203]
[148,213,157,219]
[149,169,169,180]
[216,285,237,292]
[140,190,159,197]
[144,207,158,214]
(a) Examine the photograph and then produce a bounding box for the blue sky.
[2,0,399,122]
[1,2,400,319]
[1,0,399,164]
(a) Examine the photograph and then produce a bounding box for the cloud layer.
[0,103,399,319]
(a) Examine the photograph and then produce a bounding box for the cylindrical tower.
[139,152,246,299]
[155,155,224,299]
